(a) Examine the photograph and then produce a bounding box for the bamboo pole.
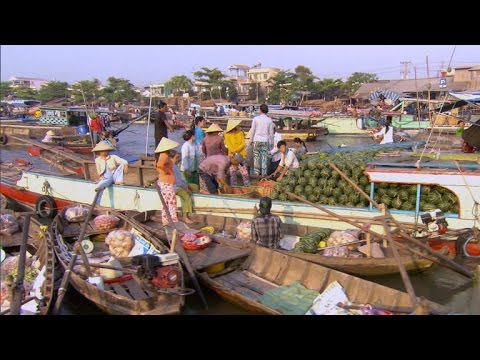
[328,163,474,278]
[145,85,153,156]
[381,218,418,307]
[10,213,32,315]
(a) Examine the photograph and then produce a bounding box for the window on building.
[264,74,268,80]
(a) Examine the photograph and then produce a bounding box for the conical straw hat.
[92,141,114,152]
[46,130,55,136]
[155,137,180,153]
[226,119,242,133]
[204,123,223,133]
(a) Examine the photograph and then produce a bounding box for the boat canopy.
[368,90,401,103]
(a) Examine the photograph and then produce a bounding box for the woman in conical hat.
[41,129,58,143]
[224,119,249,187]
[92,141,129,203]
[155,137,180,226]
[201,123,227,157]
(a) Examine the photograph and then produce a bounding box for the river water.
[1,123,478,314]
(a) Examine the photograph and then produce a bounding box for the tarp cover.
[462,119,480,147]
[259,281,319,315]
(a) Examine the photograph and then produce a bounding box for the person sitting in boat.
[270,140,299,182]
[93,141,129,188]
[224,119,249,187]
[292,137,308,157]
[198,154,234,195]
[169,150,198,224]
[372,120,393,144]
[251,197,282,249]
[41,130,62,143]
[155,137,181,226]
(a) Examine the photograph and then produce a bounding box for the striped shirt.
[251,214,283,249]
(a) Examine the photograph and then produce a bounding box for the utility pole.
[400,61,411,79]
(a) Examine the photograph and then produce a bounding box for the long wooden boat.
[1,202,57,315]
[2,154,478,232]
[131,210,434,277]
[197,245,448,314]
[50,208,185,315]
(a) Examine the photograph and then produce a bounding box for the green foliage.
[13,85,38,99]
[71,79,101,106]
[165,75,193,96]
[343,72,378,97]
[37,81,70,103]
[101,77,139,104]
[0,81,13,99]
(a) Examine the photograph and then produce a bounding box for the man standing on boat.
[251,197,282,249]
[248,104,275,178]
[155,101,174,149]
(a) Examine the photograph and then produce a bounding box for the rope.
[134,190,140,208]
[42,180,53,196]
[416,45,457,168]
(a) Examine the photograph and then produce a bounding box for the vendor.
[41,130,63,143]
[224,119,249,186]
[198,154,235,195]
[270,140,299,182]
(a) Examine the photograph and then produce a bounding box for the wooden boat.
[50,208,185,315]
[131,210,434,277]
[197,245,448,314]
[1,202,57,315]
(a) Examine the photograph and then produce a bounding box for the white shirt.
[42,135,54,143]
[181,141,202,172]
[375,125,394,144]
[269,132,283,162]
[280,150,299,169]
[250,114,274,144]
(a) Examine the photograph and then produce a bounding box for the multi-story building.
[9,76,49,90]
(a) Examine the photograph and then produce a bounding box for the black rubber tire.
[0,134,7,145]
[35,195,57,219]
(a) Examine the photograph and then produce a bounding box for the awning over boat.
[449,90,480,103]
[368,90,401,103]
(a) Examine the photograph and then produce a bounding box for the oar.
[155,183,208,309]
[328,162,474,278]
[53,186,105,315]
[9,213,32,315]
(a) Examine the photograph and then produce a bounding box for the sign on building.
[439,78,447,88]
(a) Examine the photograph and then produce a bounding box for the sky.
[1,45,479,86]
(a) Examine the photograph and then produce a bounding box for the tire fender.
[0,133,8,145]
[35,195,57,219]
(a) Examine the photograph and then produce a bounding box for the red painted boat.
[428,238,480,257]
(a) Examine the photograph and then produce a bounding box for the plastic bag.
[236,221,252,242]
[93,214,120,231]
[105,230,134,258]
[64,206,89,222]
[327,231,358,247]
[0,214,19,236]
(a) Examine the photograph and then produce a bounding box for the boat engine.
[132,254,181,289]
[420,209,448,235]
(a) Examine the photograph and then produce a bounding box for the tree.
[194,67,226,99]
[0,82,12,99]
[314,78,344,101]
[101,77,139,104]
[266,70,296,104]
[164,75,193,96]
[344,72,378,97]
[13,85,38,99]
[37,81,70,103]
[71,79,101,106]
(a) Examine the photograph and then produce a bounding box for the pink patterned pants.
[158,181,178,226]
[229,164,250,186]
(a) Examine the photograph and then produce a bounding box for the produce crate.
[251,180,277,197]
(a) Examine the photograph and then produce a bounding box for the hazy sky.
[2,45,479,86]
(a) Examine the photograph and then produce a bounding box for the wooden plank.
[186,242,251,270]
[122,280,149,300]
[110,283,133,299]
